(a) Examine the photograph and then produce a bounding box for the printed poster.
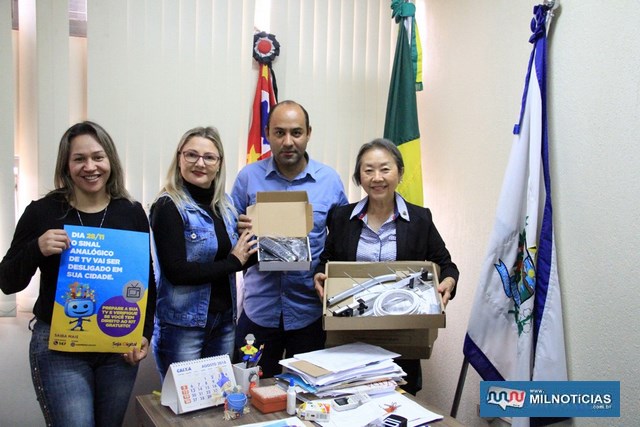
[49,225,150,352]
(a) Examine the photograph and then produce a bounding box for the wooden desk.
[136,388,465,427]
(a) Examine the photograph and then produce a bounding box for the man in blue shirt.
[231,100,348,377]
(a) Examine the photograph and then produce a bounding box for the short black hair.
[266,100,310,131]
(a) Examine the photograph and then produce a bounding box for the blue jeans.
[153,308,235,382]
[29,320,139,427]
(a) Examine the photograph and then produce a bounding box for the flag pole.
[450,356,469,417]
[543,0,559,34]
[246,32,280,164]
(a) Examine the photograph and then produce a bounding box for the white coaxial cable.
[372,289,421,316]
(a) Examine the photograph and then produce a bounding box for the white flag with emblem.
[463,5,567,426]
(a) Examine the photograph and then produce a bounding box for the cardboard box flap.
[326,328,439,359]
[256,191,308,204]
[247,191,313,237]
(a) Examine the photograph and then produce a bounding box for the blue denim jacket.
[153,194,239,327]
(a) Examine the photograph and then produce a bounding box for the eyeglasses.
[180,150,221,165]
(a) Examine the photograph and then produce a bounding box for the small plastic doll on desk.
[240,334,258,360]
[241,334,265,368]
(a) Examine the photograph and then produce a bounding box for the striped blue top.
[350,193,411,262]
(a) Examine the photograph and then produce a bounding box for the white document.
[240,416,308,427]
[313,380,398,398]
[293,342,400,373]
[317,392,443,427]
[280,357,405,388]
[313,359,405,388]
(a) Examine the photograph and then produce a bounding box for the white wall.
[0,0,16,316]
[418,1,640,426]
[1,1,639,426]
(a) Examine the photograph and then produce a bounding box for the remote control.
[259,237,299,262]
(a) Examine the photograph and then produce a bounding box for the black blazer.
[316,199,459,299]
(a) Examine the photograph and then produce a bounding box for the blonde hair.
[158,126,236,223]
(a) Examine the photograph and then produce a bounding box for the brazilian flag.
[384,1,423,206]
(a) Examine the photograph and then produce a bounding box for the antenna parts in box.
[247,191,313,271]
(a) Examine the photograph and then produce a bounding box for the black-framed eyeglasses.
[180,150,221,165]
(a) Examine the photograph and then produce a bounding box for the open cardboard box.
[247,191,313,271]
[322,261,445,359]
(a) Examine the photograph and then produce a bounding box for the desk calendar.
[161,355,237,414]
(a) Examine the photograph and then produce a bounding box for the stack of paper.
[276,342,406,398]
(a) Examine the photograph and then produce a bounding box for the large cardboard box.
[247,191,313,271]
[322,261,445,359]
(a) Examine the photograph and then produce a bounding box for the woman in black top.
[0,121,156,426]
[314,138,459,395]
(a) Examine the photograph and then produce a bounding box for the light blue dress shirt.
[350,193,411,262]
[231,155,348,330]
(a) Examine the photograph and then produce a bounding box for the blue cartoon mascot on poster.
[63,282,97,331]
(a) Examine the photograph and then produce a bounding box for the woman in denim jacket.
[150,126,257,381]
